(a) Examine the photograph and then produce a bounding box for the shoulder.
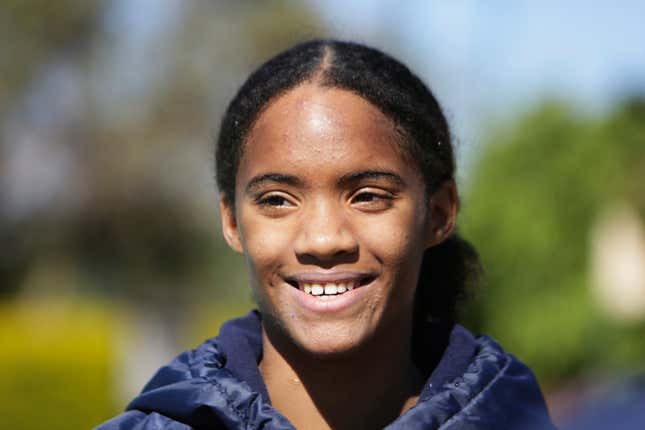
[464,335,556,428]
[464,335,558,429]
[94,337,225,429]
[139,335,225,393]
[390,328,557,430]
[95,313,292,430]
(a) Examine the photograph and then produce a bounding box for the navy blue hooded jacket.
[97,311,556,429]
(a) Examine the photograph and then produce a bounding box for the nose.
[293,199,359,264]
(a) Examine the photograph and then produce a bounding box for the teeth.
[324,283,338,295]
[311,284,324,296]
[301,281,358,296]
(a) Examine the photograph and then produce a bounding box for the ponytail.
[413,233,482,326]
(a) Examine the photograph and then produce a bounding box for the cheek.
[357,209,427,312]
[357,209,427,267]
[239,218,293,320]
[238,212,293,283]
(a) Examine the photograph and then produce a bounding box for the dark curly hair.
[215,39,481,325]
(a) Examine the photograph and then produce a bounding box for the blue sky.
[98,0,645,146]
[309,0,645,164]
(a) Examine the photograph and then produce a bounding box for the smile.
[285,273,377,313]
[286,273,376,297]
[301,281,355,296]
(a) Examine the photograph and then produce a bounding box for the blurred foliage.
[3,0,645,424]
[186,300,256,349]
[0,298,118,429]
[0,1,326,427]
[0,0,324,306]
[0,0,102,114]
[460,99,645,387]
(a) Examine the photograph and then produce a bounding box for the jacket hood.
[97,311,556,429]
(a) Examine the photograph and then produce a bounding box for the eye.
[259,194,291,206]
[353,192,380,203]
[350,189,394,210]
[255,192,297,213]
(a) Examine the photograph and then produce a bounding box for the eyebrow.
[245,173,303,195]
[244,170,405,195]
[338,170,406,187]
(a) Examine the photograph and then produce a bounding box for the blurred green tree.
[460,99,645,387]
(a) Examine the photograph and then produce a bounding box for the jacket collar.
[215,310,476,406]
[126,311,555,429]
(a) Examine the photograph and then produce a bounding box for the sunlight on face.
[223,84,433,357]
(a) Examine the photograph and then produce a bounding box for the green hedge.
[0,299,119,430]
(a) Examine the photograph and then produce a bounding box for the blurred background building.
[1,1,644,428]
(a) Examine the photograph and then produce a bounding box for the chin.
[290,321,377,360]
[298,338,359,359]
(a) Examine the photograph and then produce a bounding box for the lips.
[285,272,375,298]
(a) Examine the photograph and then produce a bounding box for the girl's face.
[221,84,454,357]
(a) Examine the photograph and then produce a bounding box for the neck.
[259,320,424,430]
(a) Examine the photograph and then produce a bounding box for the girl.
[98,39,555,430]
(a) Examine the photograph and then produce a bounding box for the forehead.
[238,84,416,184]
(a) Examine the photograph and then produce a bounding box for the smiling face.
[220,84,453,357]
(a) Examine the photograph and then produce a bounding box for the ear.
[426,179,458,248]
[220,197,244,254]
